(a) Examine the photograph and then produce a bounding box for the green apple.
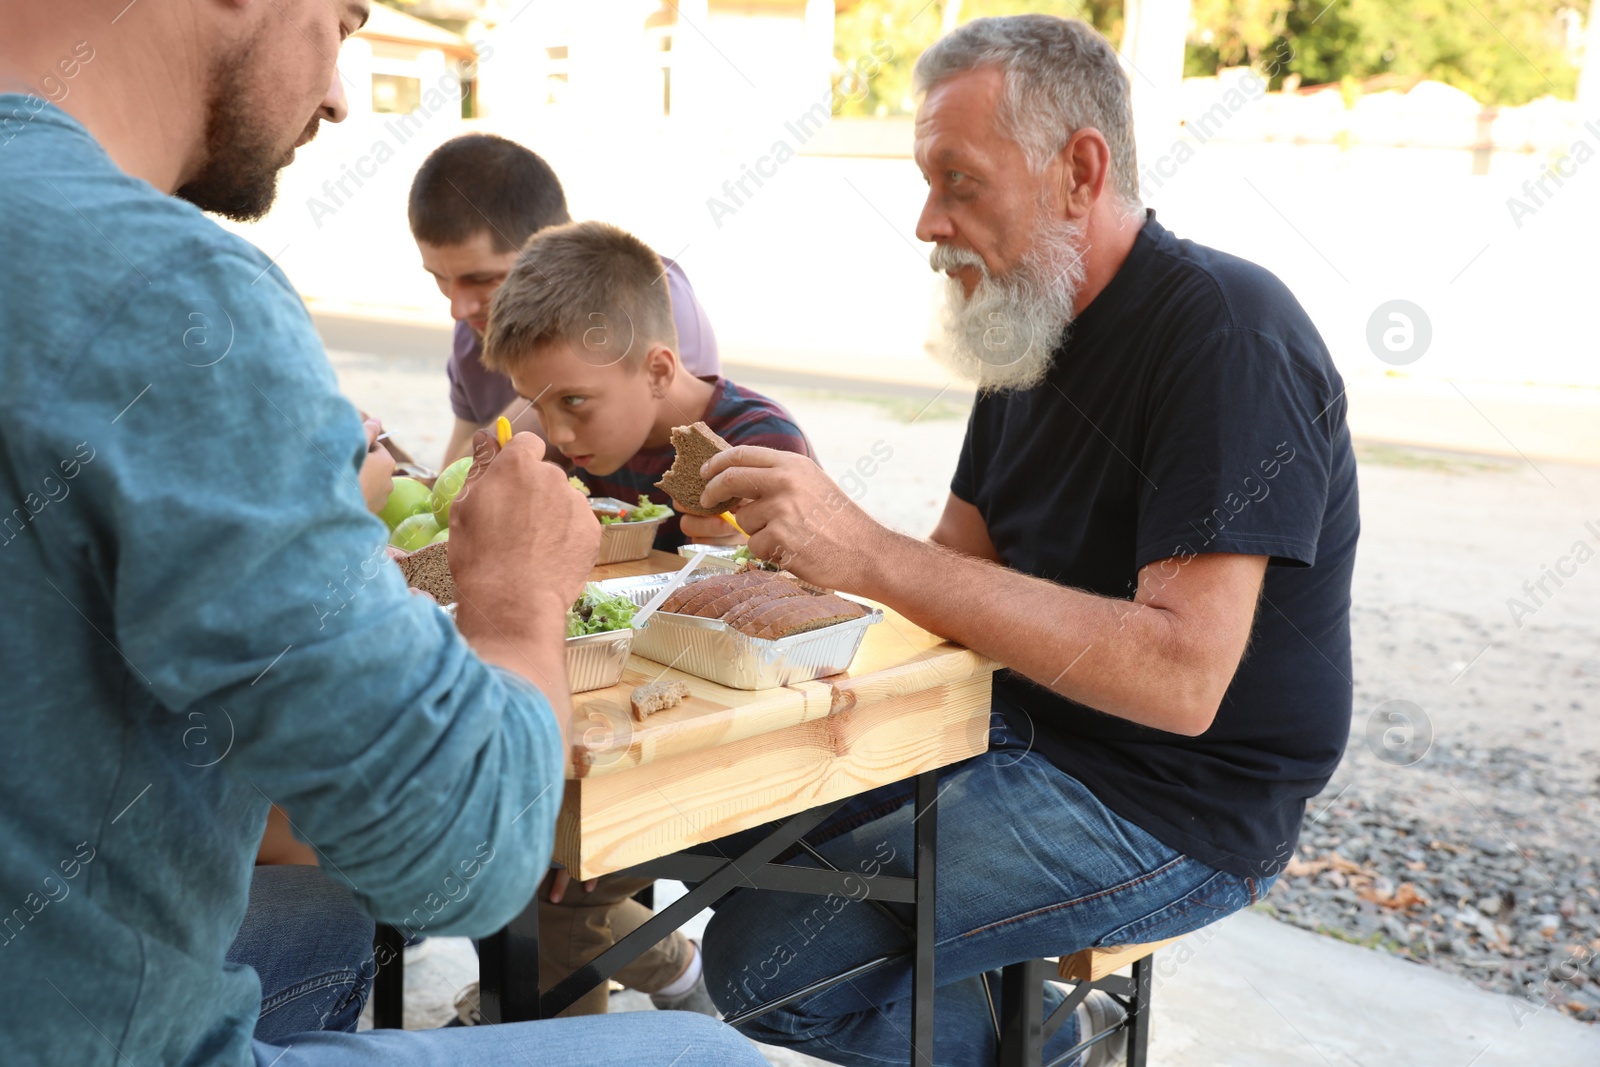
[431,457,473,527]
[390,512,441,551]
[428,528,450,544]
[378,477,433,531]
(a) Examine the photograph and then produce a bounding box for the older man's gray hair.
[914,15,1141,208]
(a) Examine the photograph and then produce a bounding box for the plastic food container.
[437,602,633,694]
[594,573,881,691]
[592,497,672,565]
[676,544,742,572]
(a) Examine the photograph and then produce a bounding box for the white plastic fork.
[630,548,711,630]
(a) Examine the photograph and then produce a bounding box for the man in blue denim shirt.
[0,2,762,1066]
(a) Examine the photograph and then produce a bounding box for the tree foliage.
[832,0,1122,117]
[834,0,1581,111]
[1197,0,1579,104]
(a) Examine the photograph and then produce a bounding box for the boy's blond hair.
[483,220,678,372]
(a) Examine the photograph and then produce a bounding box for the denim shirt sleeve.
[41,247,563,936]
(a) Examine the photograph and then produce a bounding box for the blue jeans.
[228,864,375,1040]
[251,1012,766,1066]
[699,710,1276,1066]
[234,865,765,1066]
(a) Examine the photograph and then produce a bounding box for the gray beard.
[930,217,1087,394]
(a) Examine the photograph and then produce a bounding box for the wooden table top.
[568,551,998,781]
[557,550,998,877]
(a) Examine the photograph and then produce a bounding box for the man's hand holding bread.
[697,446,886,594]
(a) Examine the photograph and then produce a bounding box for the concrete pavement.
[1147,910,1598,1066]
[310,306,1600,467]
[387,906,1600,1065]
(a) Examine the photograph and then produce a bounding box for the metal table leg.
[478,894,542,1024]
[538,794,846,1018]
[912,769,938,1066]
[479,768,944,1059]
[371,924,405,1029]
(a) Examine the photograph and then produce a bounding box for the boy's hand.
[678,513,745,546]
[546,867,599,904]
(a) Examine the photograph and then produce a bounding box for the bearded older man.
[696,15,1359,1066]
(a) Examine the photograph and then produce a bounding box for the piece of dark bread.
[655,421,740,517]
[630,679,691,721]
[399,542,457,605]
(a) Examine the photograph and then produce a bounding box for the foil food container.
[436,601,632,694]
[595,573,881,691]
[566,626,636,693]
[592,497,672,565]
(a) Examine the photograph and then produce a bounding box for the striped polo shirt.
[578,376,813,551]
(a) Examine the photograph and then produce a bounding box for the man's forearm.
[457,602,573,753]
[856,533,1217,735]
[442,417,480,468]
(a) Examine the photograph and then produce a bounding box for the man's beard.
[930,215,1087,393]
[176,42,315,222]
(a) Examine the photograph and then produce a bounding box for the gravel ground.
[1267,447,1600,1026]
[330,347,1600,1048]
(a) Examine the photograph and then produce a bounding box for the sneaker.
[648,971,721,1017]
[649,940,721,1018]
[451,981,481,1027]
[1072,989,1128,1067]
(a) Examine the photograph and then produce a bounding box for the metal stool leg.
[1125,954,1154,1067]
[371,924,405,1029]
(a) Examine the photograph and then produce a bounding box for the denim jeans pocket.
[1094,864,1263,947]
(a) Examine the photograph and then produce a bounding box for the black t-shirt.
[951,213,1359,880]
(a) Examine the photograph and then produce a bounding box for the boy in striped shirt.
[484,220,813,552]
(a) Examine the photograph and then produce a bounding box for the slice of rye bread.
[399,542,457,604]
[630,679,691,721]
[675,575,780,617]
[739,593,867,638]
[697,576,810,618]
[661,573,744,614]
[655,421,740,517]
[765,604,870,640]
[737,594,868,640]
[719,584,815,631]
[673,570,772,616]
[730,594,833,639]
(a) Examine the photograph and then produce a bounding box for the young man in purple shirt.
[408,134,721,467]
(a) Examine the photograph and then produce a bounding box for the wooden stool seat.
[1057,935,1181,982]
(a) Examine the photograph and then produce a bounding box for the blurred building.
[475,0,835,136]
[347,3,480,120]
